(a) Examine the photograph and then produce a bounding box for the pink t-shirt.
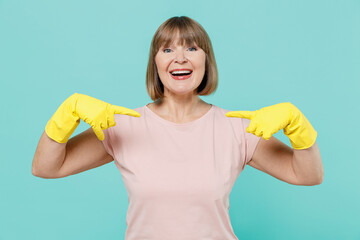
[102,104,261,240]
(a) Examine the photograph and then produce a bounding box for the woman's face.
[155,37,206,97]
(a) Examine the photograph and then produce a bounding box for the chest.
[113,119,244,202]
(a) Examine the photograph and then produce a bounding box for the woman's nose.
[174,51,187,63]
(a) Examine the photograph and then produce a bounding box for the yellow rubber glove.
[225,102,317,150]
[45,93,141,143]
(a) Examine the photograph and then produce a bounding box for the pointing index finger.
[225,110,253,119]
[111,105,141,117]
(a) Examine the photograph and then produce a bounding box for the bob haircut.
[146,16,218,101]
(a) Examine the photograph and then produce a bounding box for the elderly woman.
[32,16,323,240]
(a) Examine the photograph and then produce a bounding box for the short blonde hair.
[146,16,218,101]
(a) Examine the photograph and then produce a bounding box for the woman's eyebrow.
[161,41,197,49]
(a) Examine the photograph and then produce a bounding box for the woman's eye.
[163,48,172,53]
[188,47,197,51]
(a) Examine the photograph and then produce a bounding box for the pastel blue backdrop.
[0,0,359,239]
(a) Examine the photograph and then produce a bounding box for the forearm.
[292,141,324,185]
[32,131,66,178]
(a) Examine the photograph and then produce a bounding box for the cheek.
[194,55,206,72]
[155,56,171,72]
[191,51,206,67]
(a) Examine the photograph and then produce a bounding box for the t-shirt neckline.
[144,103,214,127]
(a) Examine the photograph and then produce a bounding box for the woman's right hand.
[45,93,141,143]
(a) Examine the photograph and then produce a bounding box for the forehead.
[157,28,198,48]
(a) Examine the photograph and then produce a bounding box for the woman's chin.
[165,87,198,97]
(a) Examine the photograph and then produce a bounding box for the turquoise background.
[1,0,359,239]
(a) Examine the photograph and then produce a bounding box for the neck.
[153,93,208,121]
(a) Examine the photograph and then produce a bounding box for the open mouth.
[169,69,193,80]
[169,70,193,76]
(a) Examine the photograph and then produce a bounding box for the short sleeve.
[101,127,115,159]
[241,118,261,164]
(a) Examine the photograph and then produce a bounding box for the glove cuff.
[45,94,80,143]
[283,104,317,150]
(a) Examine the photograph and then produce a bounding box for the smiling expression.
[155,36,206,96]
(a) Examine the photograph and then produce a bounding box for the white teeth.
[171,70,192,74]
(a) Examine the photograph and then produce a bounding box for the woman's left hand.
[225,102,317,150]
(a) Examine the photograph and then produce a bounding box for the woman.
[32,16,323,239]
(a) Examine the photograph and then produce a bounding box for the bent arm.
[248,136,323,186]
[292,141,323,185]
[32,131,66,178]
[32,128,113,179]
